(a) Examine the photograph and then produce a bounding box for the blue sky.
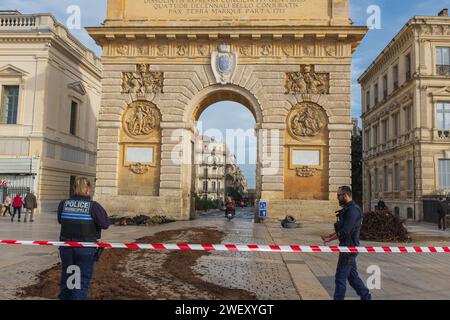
[2,0,450,188]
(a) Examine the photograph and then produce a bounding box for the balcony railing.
[0,15,36,27]
[437,65,450,76]
[437,130,450,139]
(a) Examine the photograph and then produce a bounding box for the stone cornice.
[358,29,414,85]
[0,34,102,78]
[87,25,367,52]
[359,16,450,85]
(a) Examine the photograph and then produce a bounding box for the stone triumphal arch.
[88,0,366,221]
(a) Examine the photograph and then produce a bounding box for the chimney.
[438,8,448,16]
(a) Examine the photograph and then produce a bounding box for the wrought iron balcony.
[437,65,450,76]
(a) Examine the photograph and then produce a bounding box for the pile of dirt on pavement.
[109,215,175,226]
[361,210,411,243]
[18,227,258,300]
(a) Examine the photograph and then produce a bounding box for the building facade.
[88,0,366,221]
[360,9,450,220]
[0,11,102,212]
[195,135,248,202]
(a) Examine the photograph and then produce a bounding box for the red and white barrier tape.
[1,240,450,253]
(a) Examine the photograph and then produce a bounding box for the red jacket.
[12,196,23,208]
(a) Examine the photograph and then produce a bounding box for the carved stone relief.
[129,163,150,174]
[296,166,318,177]
[287,102,327,139]
[122,64,164,94]
[122,101,160,138]
[285,65,329,94]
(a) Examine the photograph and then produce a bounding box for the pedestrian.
[321,186,372,300]
[2,194,12,216]
[24,191,38,223]
[376,198,387,211]
[437,197,447,231]
[11,192,23,222]
[57,177,110,300]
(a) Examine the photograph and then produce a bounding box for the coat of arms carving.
[287,102,327,139]
[122,64,164,94]
[129,163,150,175]
[285,65,329,94]
[123,101,160,138]
[211,44,237,85]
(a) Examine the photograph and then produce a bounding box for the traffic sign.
[259,201,267,219]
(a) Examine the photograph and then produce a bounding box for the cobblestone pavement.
[0,208,450,300]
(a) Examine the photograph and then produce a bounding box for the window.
[383,166,389,192]
[393,65,399,90]
[203,181,208,192]
[407,160,413,191]
[218,181,220,191]
[365,90,371,111]
[393,113,400,137]
[437,103,450,129]
[0,85,19,124]
[383,75,388,99]
[407,207,414,219]
[394,163,400,191]
[405,54,412,80]
[406,106,413,131]
[374,83,379,105]
[436,47,450,76]
[70,101,78,135]
[364,129,371,150]
[373,125,379,146]
[382,119,389,143]
[439,159,450,189]
[375,168,380,192]
[212,181,216,192]
[204,168,208,177]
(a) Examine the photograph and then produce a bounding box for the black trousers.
[12,207,21,220]
[438,214,447,230]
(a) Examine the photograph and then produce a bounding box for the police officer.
[57,177,110,300]
[321,186,371,300]
[437,197,447,231]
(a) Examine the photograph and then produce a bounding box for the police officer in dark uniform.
[437,197,447,231]
[321,186,371,300]
[57,177,110,300]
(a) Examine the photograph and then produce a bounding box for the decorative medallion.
[116,44,129,56]
[260,44,273,56]
[156,44,169,56]
[122,101,160,138]
[239,44,251,56]
[211,43,237,85]
[122,64,164,94]
[197,44,209,56]
[129,163,149,175]
[296,166,318,177]
[287,102,327,139]
[285,65,329,95]
[282,43,294,56]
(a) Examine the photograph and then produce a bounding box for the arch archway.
[188,86,262,218]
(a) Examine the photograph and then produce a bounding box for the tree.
[352,135,363,207]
